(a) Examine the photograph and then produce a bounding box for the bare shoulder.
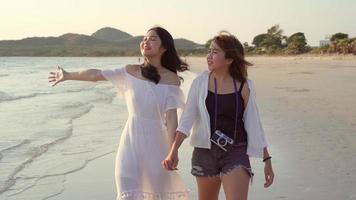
[126,64,141,76]
[161,70,180,86]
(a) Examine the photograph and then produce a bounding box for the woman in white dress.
[48,27,190,200]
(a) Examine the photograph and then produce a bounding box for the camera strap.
[213,75,239,141]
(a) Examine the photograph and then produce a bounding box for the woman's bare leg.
[196,176,221,200]
[221,166,250,200]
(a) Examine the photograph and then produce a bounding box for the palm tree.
[263,25,284,53]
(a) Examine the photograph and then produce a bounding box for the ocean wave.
[0,103,96,195]
[0,74,9,77]
[0,139,31,161]
[0,131,71,194]
[5,151,114,199]
[92,90,117,104]
[61,150,94,155]
[59,102,94,119]
[65,86,95,93]
[0,91,51,103]
[0,87,94,103]
[60,101,87,109]
[0,91,13,101]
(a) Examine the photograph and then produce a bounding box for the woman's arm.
[165,109,179,143]
[48,66,106,86]
[162,131,187,171]
[163,102,187,170]
[175,79,199,137]
[162,78,199,170]
[242,81,274,187]
[263,147,274,188]
[170,132,187,154]
[165,109,187,154]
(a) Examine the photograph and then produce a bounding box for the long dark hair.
[213,31,252,82]
[141,27,189,84]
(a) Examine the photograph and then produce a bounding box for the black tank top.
[205,81,248,143]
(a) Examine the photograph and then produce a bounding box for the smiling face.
[206,41,232,72]
[140,30,166,57]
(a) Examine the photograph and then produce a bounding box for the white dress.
[101,67,189,200]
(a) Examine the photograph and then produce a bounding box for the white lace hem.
[118,190,190,200]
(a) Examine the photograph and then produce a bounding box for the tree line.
[204,25,356,56]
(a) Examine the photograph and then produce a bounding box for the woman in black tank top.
[163,31,274,200]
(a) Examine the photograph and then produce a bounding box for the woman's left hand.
[162,149,179,171]
[264,160,274,188]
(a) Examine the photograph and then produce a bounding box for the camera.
[210,130,234,151]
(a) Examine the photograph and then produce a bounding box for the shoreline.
[48,152,117,200]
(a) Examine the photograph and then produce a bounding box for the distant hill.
[113,36,202,50]
[0,27,205,56]
[0,33,111,47]
[115,35,144,49]
[91,27,132,42]
[59,33,111,45]
[174,38,203,50]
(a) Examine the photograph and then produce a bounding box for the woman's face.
[206,41,232,71]
[140,30,165,57]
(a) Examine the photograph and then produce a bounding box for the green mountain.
[0,27,204,56]
[91,27,132,42]
[174,38,203,50]
[116,35,144,48]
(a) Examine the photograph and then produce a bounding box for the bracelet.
[263,156,272,162]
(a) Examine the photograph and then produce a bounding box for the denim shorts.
[191,142,254,182]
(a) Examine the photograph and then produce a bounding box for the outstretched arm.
[48,66,106,86]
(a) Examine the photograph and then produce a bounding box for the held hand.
[264,160,274,188]
[161,149,179,171]
[48,66,67,86]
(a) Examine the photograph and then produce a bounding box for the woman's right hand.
[48,66,68,86]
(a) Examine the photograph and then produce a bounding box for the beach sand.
[48,56,356,200]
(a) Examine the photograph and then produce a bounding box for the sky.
[1,0,355,46]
